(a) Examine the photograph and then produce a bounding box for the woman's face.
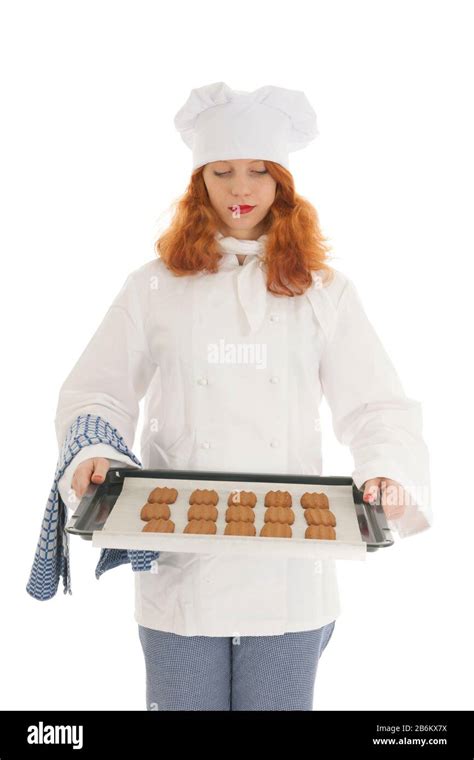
[202,158,277,239]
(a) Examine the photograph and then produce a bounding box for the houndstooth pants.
[138,620,336,711]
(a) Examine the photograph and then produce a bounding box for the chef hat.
[173,81,319,171]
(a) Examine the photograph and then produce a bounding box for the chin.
[223,213,263,229]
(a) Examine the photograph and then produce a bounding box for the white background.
[1,0,473,710]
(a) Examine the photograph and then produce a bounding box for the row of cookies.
[261,490,294,538]
[224,490,257,536]
[144,486,331,509]
[302,495,337,540]
[184,489,219,534]
[141,485,177,533]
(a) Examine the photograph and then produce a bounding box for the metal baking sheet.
[90,476,364,560]
[66,468,393,560]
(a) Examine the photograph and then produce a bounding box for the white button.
[270,376,280,384]
[270,439,280,448]
[201,441,211,449]
[269,313,279,322]
[197,377,208,385]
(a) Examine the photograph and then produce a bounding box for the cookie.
[148,486,178,504]
[227,490,257,507]
[187,504,218,522]
[140,502,171,521]
[305,524,336,540]
[224,521,256,536]
[189,489,219,506]
[225,505,255,523]
[263,506,295,525]
[264,490,292,508]
[142,518,175,533]
[300,492,329,509]
[184,519,217,535]
[304,507,336,527]
[259,522,292,538]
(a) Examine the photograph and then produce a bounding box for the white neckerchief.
[213,230,336,340]
[214,231,269,333]
[214,231,268,261]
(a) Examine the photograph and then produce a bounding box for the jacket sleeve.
[319,276,432,538]
[54,268,158,454]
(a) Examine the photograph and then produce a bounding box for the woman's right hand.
[72,457,111,499]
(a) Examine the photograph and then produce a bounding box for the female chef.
[54,82,431,711]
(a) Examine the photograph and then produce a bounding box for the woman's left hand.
[361,477,408,521]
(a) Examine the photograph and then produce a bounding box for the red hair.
[155,161,335,296]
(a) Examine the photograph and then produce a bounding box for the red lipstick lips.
[228,204,255,215]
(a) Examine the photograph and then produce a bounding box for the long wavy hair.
[155,161,335,297]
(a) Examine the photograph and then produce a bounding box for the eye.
[213,169,268,176]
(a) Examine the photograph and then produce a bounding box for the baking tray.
[65,468,393,559]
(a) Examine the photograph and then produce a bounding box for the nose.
[229,177,252,198]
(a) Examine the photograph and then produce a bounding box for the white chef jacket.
[56,232,431,636]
